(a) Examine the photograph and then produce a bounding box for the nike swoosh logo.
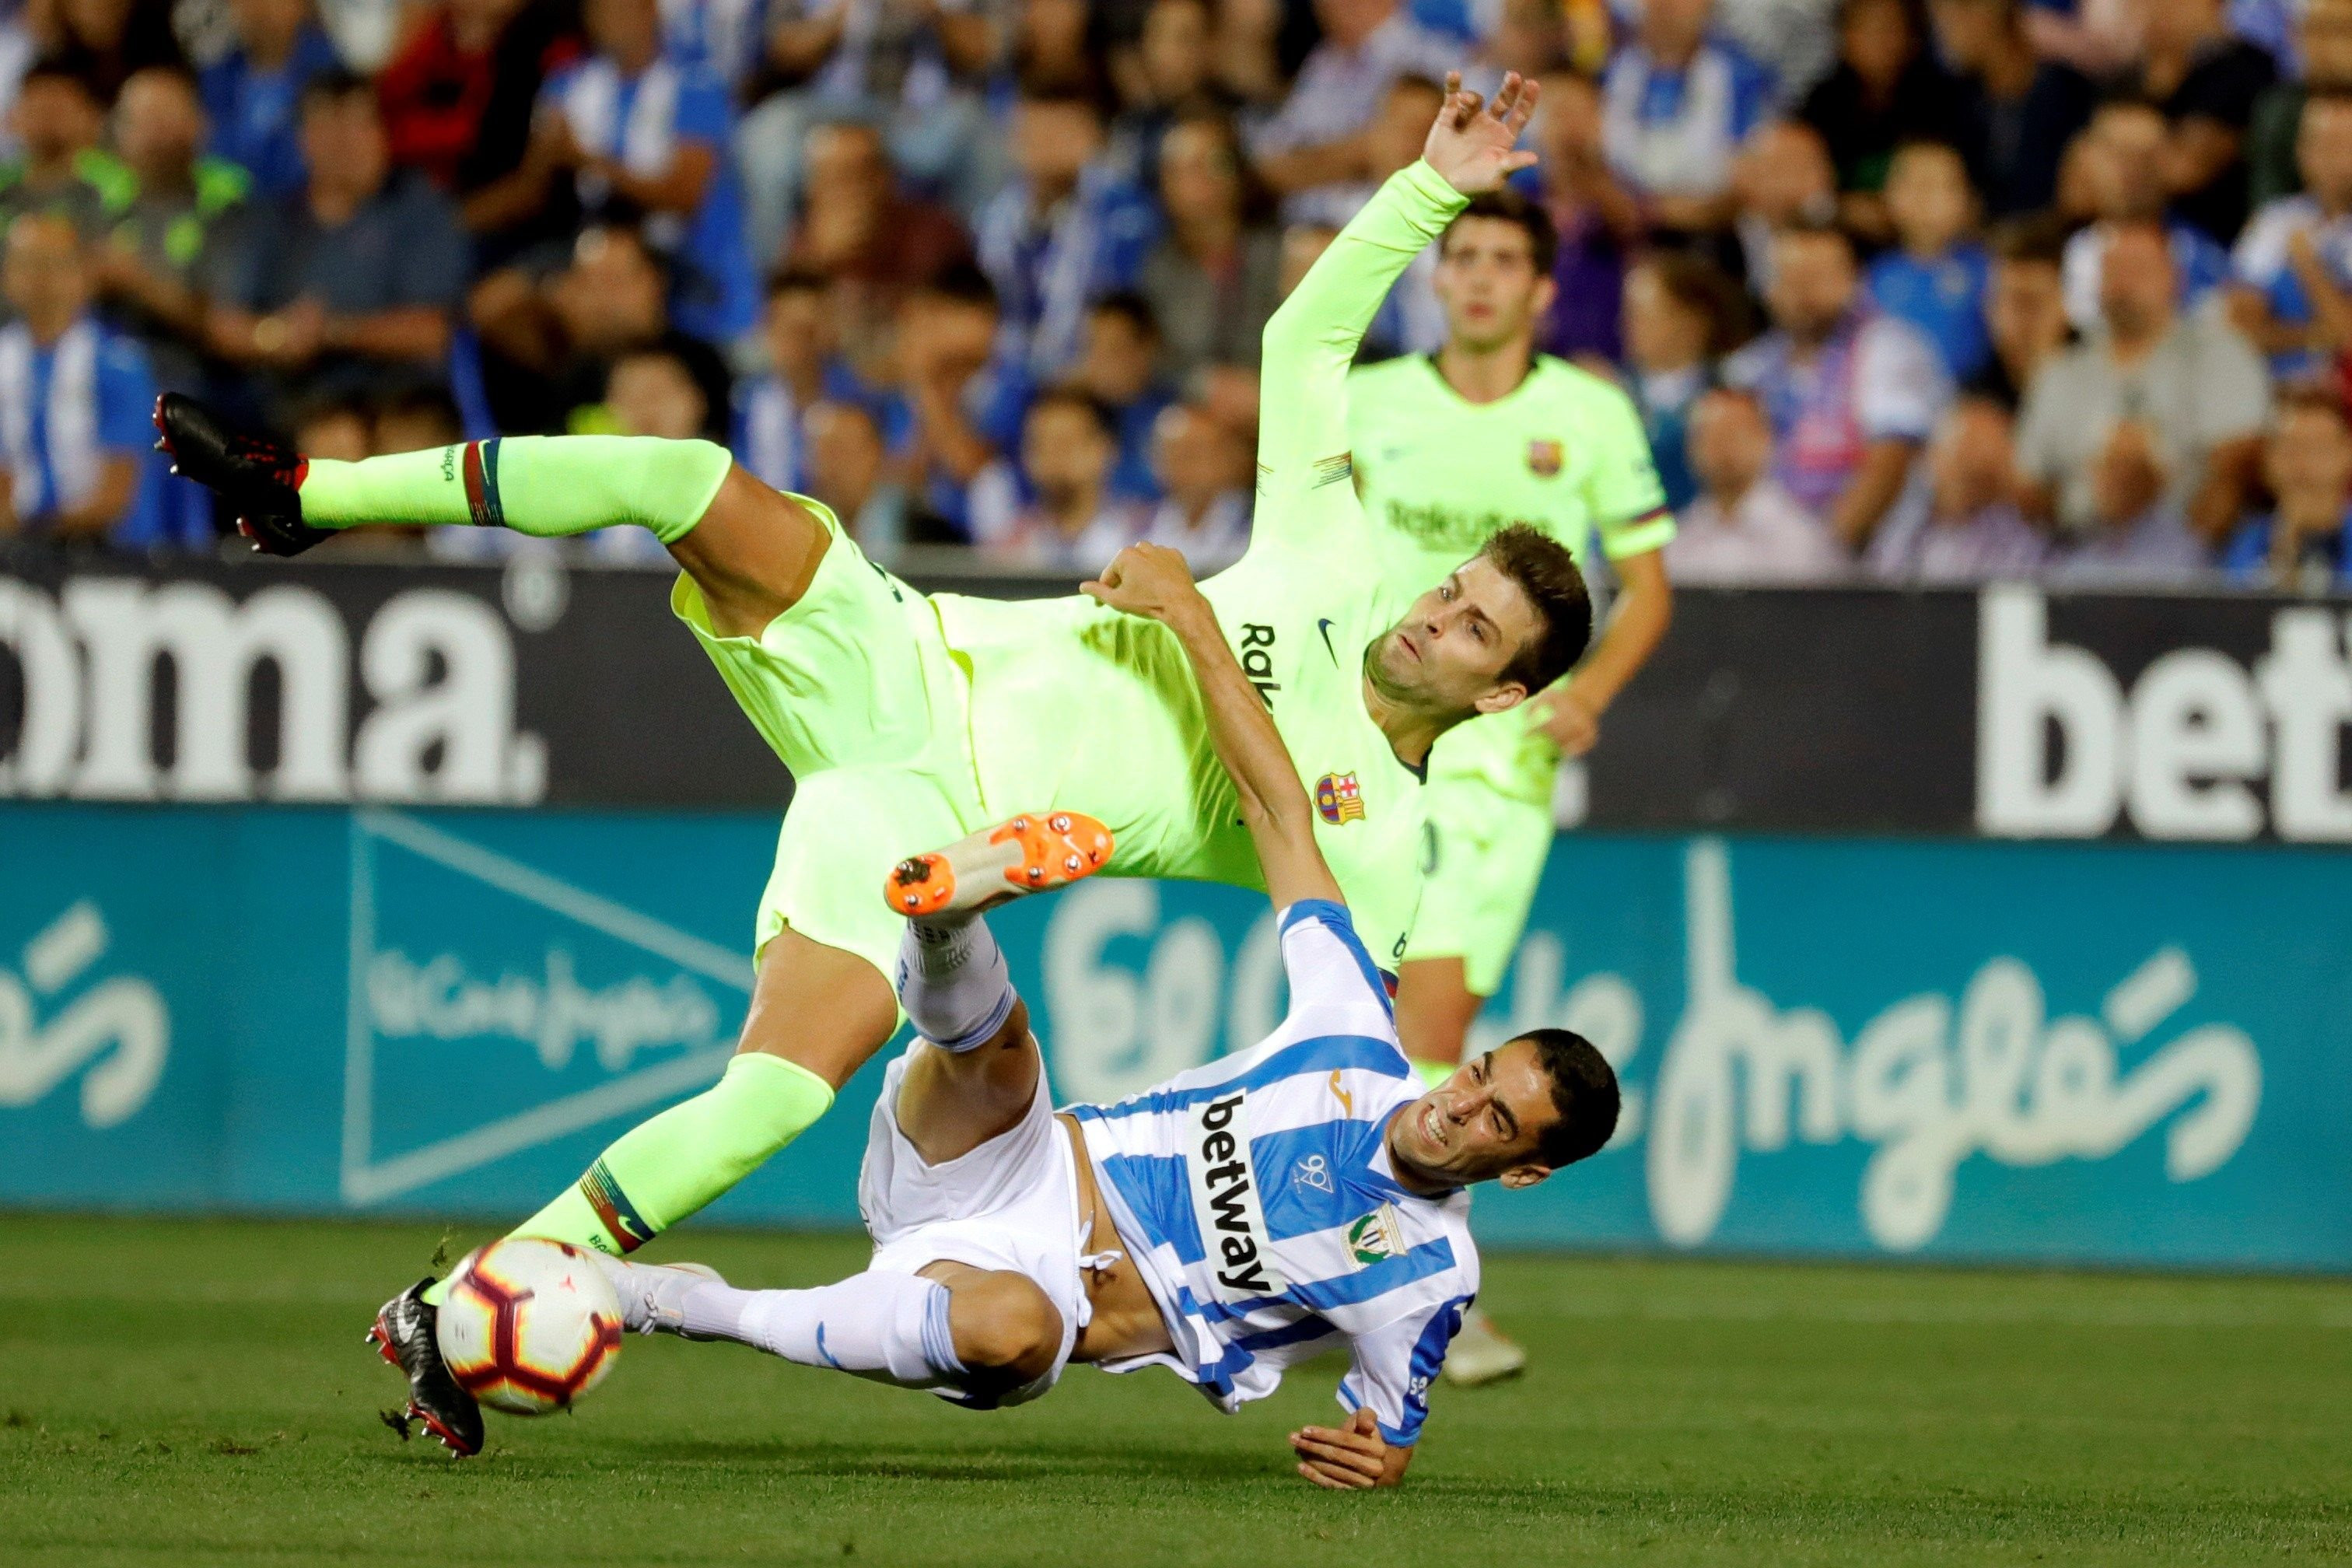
[1318,618,1338,663]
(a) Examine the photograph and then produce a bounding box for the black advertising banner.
[3,548,2348,843]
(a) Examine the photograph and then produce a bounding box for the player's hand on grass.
[1420,70,1539,196]
[1289,1405,1403,1490]
[1530,682,1602,754]
[1083,542,1205,625]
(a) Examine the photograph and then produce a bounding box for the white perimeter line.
[354,809,753,992]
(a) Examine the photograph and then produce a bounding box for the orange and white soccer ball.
[435,1237,623,1416]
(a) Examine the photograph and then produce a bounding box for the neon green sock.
[299,436,732,544]
[425,1055,835,1305]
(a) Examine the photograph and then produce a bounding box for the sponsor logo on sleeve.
[1188,1089,1289,1301]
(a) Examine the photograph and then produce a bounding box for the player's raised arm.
[1254,72,1538,551]
[1083,544,1340,911]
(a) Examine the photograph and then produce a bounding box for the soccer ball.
[436,1237,623,1416]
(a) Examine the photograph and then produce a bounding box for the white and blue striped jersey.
[1066,899,1476,1446]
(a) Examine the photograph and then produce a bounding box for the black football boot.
[367,1278,485,1458]
[152,391,331,557]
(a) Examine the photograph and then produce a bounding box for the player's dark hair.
[765,264,831,301]
[300,67,378,114]
[1089,289,1160,341]
[1519,1027,1620,1169]
[1441,191,1559,278]
[1029,384,1115,438]
[1479,522,1591,693]
[1986,211,2069,268]
[922,261,999,313]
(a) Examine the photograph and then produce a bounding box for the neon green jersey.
[930,163,1470,971]
[1347,353,1674,804]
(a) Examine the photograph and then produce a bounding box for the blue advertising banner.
[2,803,2343,1270]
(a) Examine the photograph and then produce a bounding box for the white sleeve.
[1337,1295,1472,1447]
[1855,318,1949,444]
[1272,898,1404,1047]
[2232,202,2294,285]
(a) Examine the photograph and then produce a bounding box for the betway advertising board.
[2,804,2340,1269]
[4,548,2350,840]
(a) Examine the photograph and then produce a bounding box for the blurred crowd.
[2,0,2350,591]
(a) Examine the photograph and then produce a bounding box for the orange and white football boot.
[884,812,1115,919]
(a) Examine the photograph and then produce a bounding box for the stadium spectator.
[376,0,586,267]
[2044,418,2212,583]
[1724,219,1951,546]
[736,0,993,261]
[2222,390,2352,590]
[1664,384,1850,581]
[202,0,341,200]
[975,79,1159,379]
[1363,72,1451,355]
[1924,0,2093,216]
[1797,0,1973,245]
[525,0,757,346]
[2249,0,2352,208]
[373,383,464,456]
[1727,117,1837,289]
[202,69,467,415]
[1712,0,1839,101]
[2126,0,2277,245]
[894,261,1029,538]
[0,210,156,545]
[1865,139,1991,380]
[969,385,1150,569]
[1142,397,1251,569]
[1109,0,1232,185]
[2060,98,2235,331]
[0,57,107,236]
[89,65,247,393]
[782,117,973,323]
[33,0,181,103]
[1599,0,1775,236]
[734,268,873,495]
[1864,395,2047,579]
[472,222,733,433]
[1246,0,1457,227]
[2229,89,2352,379]
[803,396,915,558]
[2019,0,2144,77]
[1140,107,1281,376]
[1621,248,1743,510]
[1967,213,2070,408]
[1534,66,1641,362]
[1070,292,1173,502]
[289,389,373,457]
[2018,219,2270,541]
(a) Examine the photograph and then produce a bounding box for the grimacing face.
[1384,1037,1565,1189]
[1364,555,1542,717]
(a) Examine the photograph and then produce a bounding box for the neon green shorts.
[1403,765,1555,998]
[671,500,986,987]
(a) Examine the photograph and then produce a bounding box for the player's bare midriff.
[1057,1114,1178,1364]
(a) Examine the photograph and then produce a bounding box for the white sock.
[895,913,1013,1052]
[677,1271,967,1388]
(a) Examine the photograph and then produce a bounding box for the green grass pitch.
[3,1215,2347,1566]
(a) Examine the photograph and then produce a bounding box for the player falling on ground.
[593,541,1620,1487]
[1349,190,1675,1384]
[158,72,1585,1457]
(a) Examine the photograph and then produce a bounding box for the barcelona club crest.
[1527,439,1563,478]
[1315,772,1367,824]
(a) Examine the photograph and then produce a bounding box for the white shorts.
[857,1043,1088,1407]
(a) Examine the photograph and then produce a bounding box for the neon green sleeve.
[1255,162,1468,551]
[1586,387,1676,562]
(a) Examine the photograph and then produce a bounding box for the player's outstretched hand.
[1420,69,1538,195]
[1083,542,1203,625]
[1289,1405,1405,1490]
